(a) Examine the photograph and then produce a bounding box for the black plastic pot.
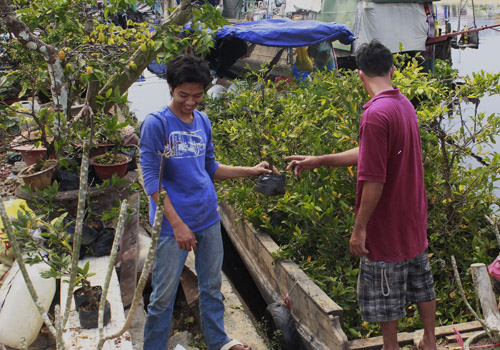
[73,285,102,311]
[64,218,100,246]
[87,227,116,257]
[78,299,111,329]
[255,173,286,196]
[56,168,80,191]
[56,156,98,189]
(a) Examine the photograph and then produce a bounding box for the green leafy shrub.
[205,59,500,338]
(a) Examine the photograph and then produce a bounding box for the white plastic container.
[0,262,56,349]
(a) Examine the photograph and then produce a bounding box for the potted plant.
[73,261,112,329]
[8,105,56,166]
[17,158,59,189]
[8,106,63,186]
[89,113,133,180]
[12,209,111,328]
[213,69,288,196]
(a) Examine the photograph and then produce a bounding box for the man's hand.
[173,222,197,252]
[350,227,369,257]
[285,155,320,176]
[249,161,278,176]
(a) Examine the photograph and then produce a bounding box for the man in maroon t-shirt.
[286,40,437,350]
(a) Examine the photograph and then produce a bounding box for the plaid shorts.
[357,251,436,323]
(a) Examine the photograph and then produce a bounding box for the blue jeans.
[143,221,231,350]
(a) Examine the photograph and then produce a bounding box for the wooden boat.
[220,201,484,350]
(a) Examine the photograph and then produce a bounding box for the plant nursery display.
[205,59,500,338]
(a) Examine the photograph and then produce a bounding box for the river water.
[434,0,500,163]
[128,70,170,123]
[128,0,500,125]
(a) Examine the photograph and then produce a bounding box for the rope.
[282,278,308,310]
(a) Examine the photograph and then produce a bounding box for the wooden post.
[470,263,500,331]
[118,193,140,308]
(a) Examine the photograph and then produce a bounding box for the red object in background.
[275,76,296,91]
[11,145,47,166]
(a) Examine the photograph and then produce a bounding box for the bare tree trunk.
[162,0,178,17]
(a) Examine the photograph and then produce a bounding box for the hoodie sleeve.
[139,114,165,195]
[200,112,220,178]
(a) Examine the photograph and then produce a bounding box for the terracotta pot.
[17,160,58,189]
[90,154,131,180]
[11,145,47,166]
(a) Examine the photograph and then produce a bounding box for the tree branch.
[0,0,68,119]
[98,0,193,112]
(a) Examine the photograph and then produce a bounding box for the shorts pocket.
[359,257,376,288]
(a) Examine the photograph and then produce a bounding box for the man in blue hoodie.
[140,55,272,350]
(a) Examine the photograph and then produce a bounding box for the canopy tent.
[206,18,354,78]
[214,18,354,47]
[149,18,354,79]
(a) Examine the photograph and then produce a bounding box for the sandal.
[220,339,252,350]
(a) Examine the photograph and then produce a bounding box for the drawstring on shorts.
[381,269,390,296]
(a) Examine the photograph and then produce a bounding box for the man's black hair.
[355,40,394,77]
[166,55,212,90]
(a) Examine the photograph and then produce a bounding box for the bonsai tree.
[0,132,175,347]
[0,0,227,170]
[89,112,134,179]
[10,208,100,312]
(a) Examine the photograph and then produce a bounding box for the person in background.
[140,54,272,350]
[285,40,438,350]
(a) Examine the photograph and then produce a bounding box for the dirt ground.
[0,144,23,200]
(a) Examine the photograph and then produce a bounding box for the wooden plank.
[15,171,139,218]
[118,192,140,308]
[436,321,482,337]
[61,256,133,349]
[349,321,483,350]
[471,263,500,330]
[180,266,199,309]
[180,265,201,326]
[349,332,415,350]
[219,201,348,350]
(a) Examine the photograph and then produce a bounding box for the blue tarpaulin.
[214,18,354,47]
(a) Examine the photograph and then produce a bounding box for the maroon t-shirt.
[357,88,428,262]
